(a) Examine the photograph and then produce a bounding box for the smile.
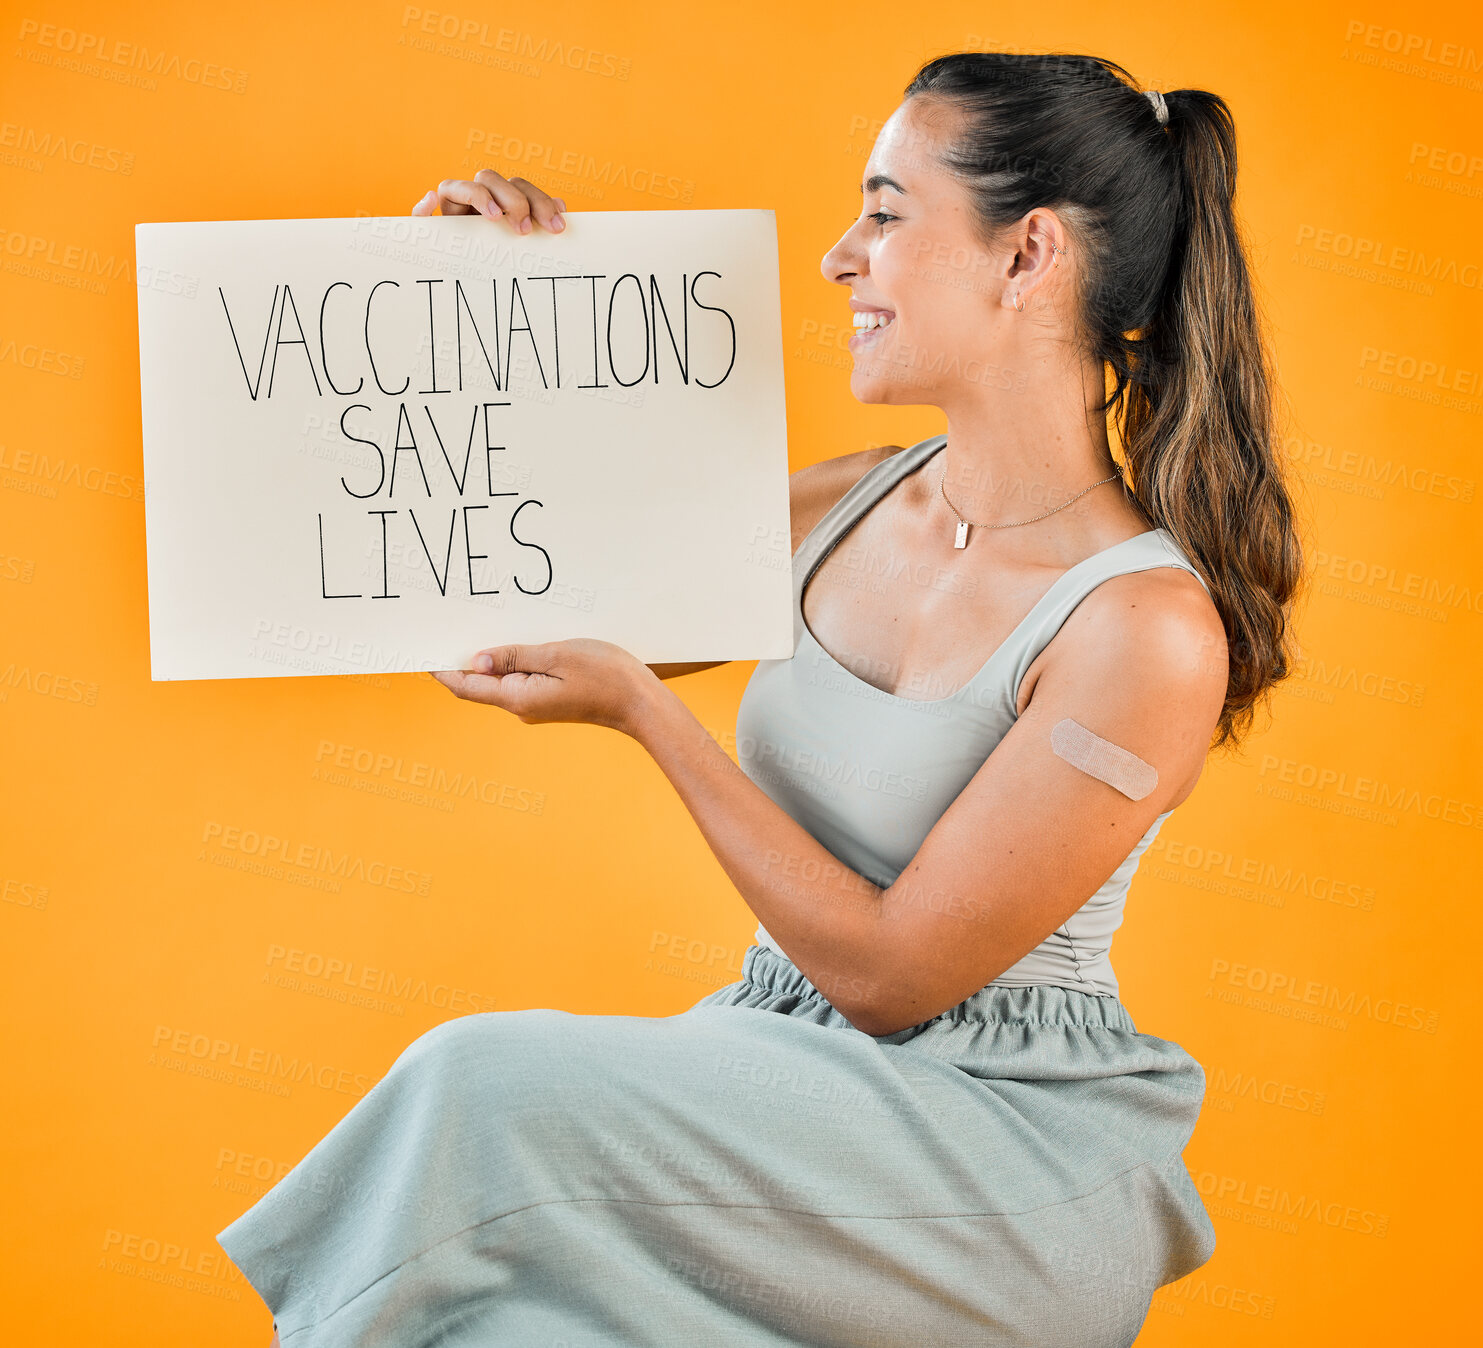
[849,310,895,352]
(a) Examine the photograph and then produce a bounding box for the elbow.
[806,886,918,1036]
[843,960,955,1035]
[829,958,917,1039]
[843,1010,899,1038]
[844,1002,920,1039]
[832,891,927,1037]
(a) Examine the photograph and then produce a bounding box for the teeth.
[853,311,895,331]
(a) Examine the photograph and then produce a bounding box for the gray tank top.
[737,433,1213,999]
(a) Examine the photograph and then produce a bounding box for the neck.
[928,348,1141,543]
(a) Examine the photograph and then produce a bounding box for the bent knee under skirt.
[216,944,1217,1347]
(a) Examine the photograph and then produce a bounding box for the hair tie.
[1145,89,1169,126]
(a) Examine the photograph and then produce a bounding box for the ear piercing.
[1011,234,1068,310]
[1031,231,1067,266]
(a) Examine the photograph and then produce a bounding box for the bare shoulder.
[1026,565,1228,802]
[790,444,904,555]
[1046,565,1225,680]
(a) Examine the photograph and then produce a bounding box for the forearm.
[626,675,889,1023]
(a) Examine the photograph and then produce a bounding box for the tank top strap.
[998,527,1213,707]
[792,435,947,647]
[791,434,1213,706]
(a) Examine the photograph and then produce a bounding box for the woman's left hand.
[432,639,662,736]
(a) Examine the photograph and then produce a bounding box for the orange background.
[3,0,1480,1341]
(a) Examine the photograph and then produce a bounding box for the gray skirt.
[217,944,1216,1346]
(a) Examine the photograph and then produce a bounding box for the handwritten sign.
[134,210,793,681]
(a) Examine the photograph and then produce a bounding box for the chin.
[849,360,920,406]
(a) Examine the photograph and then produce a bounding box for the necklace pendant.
[954,519,969,549]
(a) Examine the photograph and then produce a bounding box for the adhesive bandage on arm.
[1050,717,1159,802]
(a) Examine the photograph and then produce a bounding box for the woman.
[220,51,1303,1347]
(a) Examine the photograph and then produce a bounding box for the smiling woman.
[217,50,1303,1348]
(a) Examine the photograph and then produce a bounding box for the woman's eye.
[868,212,897,226]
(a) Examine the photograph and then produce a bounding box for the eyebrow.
[861,174,908,195]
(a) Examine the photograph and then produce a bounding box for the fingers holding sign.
[412,170,567,235]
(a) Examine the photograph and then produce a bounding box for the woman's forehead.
[863,98,957,184]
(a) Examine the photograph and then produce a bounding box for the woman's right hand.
[411,170,567,235]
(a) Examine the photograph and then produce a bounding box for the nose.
[821,224,862,286]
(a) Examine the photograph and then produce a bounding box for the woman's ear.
[1001,209,1067,310]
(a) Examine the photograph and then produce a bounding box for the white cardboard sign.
[134,210,793,681]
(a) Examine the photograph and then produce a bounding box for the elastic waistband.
[738,943,1137,1035]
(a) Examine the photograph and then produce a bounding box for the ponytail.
[904,53,1306,752]
[1118,88,1305,751]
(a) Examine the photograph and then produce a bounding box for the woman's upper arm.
[854,567,1229,1034]
[648,444,903,681]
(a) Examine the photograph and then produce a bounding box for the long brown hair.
[904,52,1305,752]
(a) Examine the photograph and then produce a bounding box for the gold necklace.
[938,455,1124,549]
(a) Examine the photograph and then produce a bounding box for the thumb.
[474,643,540,675]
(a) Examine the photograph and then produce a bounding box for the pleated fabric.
[217,943,1215,1346]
